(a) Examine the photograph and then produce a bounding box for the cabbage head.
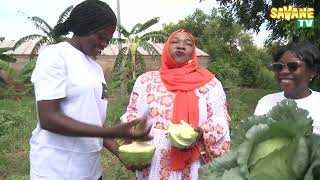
[118,141,156,165]
[199,100,320,180]
[166,120,198,149]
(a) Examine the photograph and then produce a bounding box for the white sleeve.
[31,46,67,101]
[120,75,148,123]
[199,78,231,161]
[254,97,269,116]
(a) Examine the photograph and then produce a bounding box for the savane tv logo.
[270,6,314,28]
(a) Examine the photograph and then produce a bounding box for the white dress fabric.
[30,42,108,180]
[254,90,320,134]
[121,71,231,180]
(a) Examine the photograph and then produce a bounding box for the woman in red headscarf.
[119,29,231,180]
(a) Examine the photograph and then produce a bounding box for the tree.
[0,48,35,98]
[13,6,74,58]
[162,9,210,49]
[202,0,320,46]
[112,17,168,81]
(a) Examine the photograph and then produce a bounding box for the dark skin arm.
[103,138,120,157]
[37,99,151,139]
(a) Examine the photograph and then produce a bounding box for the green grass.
[0,87,276,179]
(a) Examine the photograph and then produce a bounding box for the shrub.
[0,110,23,137]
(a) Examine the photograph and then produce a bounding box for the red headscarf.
[160,29,214,170]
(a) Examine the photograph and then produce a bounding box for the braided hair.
[52,0,117,38]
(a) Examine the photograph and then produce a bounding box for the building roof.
[0,40,209,57]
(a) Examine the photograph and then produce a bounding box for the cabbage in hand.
[166,120,198,149]
[118,141,156,166]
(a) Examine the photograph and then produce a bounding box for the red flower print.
[157,85,167,93]
[182,166,191,180]
[128,101,137,111]
[222,141,230,150]
[147,94,155,104]
[203,123,213,134]
[146,84,152,93]
[160,94,173,107]
[164,109,172,120]
[204,134,216,145]
[154,77,162,83]
[127,114,138,121]
[150,71,158,76]
[215,124,224,134]
[150,107,159,118]
[226,114,231,125]
[209,147,222,158]
[160,149,170,180]
[140,75,149,84]
[130,91,139,102]
[199,86,209,94]
[207,103,213,118]
[155,121,165,129]
[208,80,216,87]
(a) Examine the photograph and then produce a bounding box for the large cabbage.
[199,100,320,180]
[118,141,156,165]
[166,120,198,149]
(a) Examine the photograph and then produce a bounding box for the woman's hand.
[113,118,152,140]
[120,160,150,172]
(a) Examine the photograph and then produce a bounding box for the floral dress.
[121,71,231,180]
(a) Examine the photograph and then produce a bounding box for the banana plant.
[13,5,74,58]
[112,17,168,80]
[0,47,16,89]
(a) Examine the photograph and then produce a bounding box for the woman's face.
[77,25,116,57]
[168,31,195,64]
[272,50,316,98]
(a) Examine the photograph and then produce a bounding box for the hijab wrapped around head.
[160,29,214,170]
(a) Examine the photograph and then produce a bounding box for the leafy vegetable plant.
[199,100,320,180]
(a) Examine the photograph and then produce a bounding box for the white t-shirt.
[30,42,108,180]
[254,90,320,134]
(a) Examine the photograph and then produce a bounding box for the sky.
[0,0,268,47]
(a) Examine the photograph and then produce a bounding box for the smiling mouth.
[280,79,292,83]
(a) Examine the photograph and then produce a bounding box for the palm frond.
[119,25,131,38]
[13,34,43,50]
[135,17,160,34]
[112,47,129,72]
[140,31,169,43]
[111,38,127,44]
[135,52,146,75]
[131,23,142,34]
[18,60,36,78]
[0,47,12,54]
[57,5,74,24]
[0,63,16,77]
[140,41,161,60]
[0,75,7,88]
[29,37,48,58]
[28,16,53,35]
[0,54,16,63]
[0,48,16,63]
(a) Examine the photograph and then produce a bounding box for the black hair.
[52,0,117,38]
[273,41,320,75]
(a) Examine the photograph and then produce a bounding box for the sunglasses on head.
[270,61,304,72]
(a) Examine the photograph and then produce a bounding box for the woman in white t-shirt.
[30,1,151,179]
[254,41,320,134]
